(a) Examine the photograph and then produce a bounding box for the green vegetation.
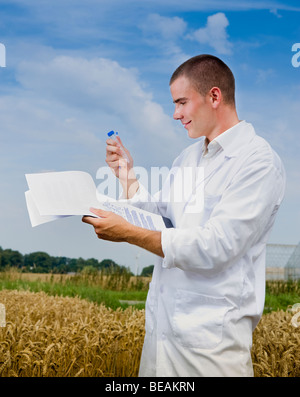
[264,280,300,313]
[0,246,144,275]
[140,265,154,277]
[1,246,299,313]
[0,245,154,310]
[0,269,149,310]
[1,269,299,313]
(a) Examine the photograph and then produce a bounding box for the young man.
[82,55,286,376]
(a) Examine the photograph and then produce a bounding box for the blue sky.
[0,0,299,272]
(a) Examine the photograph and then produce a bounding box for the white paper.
[25,171,167,231]
[25,171,102,216]
[25,190,70,227]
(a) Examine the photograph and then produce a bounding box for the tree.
[140,265,154,277]
[85,258,100,269]
[68,258,79,273]
[0,248,23,269]
[24,251,52,273]
[0,245,129,276]
[99,259,120,273]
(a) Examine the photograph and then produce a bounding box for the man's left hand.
[82,207,133,242]
[82,207,164,257]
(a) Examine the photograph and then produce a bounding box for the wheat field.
[252,308,300,377]
[0,290,145,377]
[0,288,299,377]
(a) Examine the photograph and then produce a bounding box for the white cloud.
[139,12,233,63]
[255,68,276,83]
[17,56,149,112]
[270,8,283,18]
[139,13,190,69]
[140,13,187,40]
[187,13,233,55]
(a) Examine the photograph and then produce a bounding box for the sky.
[0,0,299,273]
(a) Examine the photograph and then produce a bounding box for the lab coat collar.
[213,120,256,158]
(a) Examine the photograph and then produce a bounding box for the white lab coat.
[128,121,286,377]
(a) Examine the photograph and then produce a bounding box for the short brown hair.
[169,54,236,106]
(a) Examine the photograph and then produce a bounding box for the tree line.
[0,246,154,276]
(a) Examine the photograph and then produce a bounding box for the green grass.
[264,280,300,313]
[0,276,147,310]
[264,292,300,313]
[1,271,299,313]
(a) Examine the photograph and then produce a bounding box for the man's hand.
[82,207,164,257]
[82,208,133,242]
[106,136,133,180]
[106,136,139,199]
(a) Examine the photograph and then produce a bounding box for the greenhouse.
[265,244,297,280]
[284,242,300,281]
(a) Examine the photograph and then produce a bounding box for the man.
[83,55,286,376]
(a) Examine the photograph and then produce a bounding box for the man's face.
[170,75,214,139]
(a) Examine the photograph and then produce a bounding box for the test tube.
[107,130,130,163]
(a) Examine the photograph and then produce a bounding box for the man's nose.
[173,107,182,120]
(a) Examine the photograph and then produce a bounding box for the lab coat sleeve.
[161,153,286,274]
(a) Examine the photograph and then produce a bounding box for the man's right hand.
[105,136,139,199]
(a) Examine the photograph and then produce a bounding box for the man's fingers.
[82,215,96,225]
[106,139,121,154]
[106,158,124,168]
[89,207,110,217]
[106,146,122,156]
[82,208,110,224]
[106,138,119,147]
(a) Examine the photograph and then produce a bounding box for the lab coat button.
[160,285,164,293]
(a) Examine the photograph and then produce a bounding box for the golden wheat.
[0,289,300,377]
[266,280,300,295]
[0,290,145,377]
[252,309,300,377]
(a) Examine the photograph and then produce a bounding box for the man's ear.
[209,87,222,108]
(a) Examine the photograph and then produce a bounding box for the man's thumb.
[89,207,109,217]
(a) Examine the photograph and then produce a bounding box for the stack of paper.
[25,171,168,231]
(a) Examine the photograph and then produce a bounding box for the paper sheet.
[25,190,71,227]
[25,171,102,216]
[25,171,168,231]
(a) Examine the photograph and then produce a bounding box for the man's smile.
[183,120,191,128]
